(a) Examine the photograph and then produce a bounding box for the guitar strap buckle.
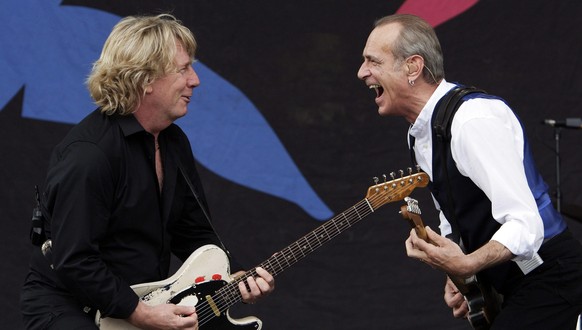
[515,252,544,275]
[41,239,54,269]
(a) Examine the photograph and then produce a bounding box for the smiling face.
[138,41,200,132]
[357,23,410,117]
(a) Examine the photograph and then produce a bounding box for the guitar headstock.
[365,168,429,210]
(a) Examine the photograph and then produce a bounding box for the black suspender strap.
[434,86,486,141]
[408,130,417,167]
[433,86,487,244]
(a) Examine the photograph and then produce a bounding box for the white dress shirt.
[408,79,544,261]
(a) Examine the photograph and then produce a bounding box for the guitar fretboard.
[196,172,428,326]
[214,198,375,311]
[267,199,375,274]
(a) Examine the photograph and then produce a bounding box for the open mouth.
[369,84,383,98]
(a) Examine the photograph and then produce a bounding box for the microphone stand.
[554,127,562,213]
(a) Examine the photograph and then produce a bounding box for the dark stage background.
[2,1,582,329]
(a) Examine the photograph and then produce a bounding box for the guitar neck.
[212,171,428,310]
[264,198,375,273]
[218,198,375,304]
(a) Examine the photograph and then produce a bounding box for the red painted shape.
[212,274,222,280]
[195,276,205,283]
[397,0,479,27]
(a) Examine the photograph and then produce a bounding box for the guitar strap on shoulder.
[434,86,486,142]
[432,86,487,244]
[177,161,234,261]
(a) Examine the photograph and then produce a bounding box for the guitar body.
[96,244,262,330]
[462,275,501,330]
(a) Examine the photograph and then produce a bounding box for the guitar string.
[195,195,382,325]
[195,198,375,325]
[202,199,375,321]
[195,179,417,325]
[195,177,422,325]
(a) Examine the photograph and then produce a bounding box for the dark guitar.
[399,197,502,330]
[97,170,429,329]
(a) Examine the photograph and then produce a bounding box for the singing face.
[357,23,410,117]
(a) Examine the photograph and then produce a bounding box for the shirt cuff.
[490,220,543,261]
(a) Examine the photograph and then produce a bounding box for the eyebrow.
[363,54,382,62]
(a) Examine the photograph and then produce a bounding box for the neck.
[133,107,170,136]
[405,81,439,124]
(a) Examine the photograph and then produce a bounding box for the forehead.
[363,23,401,58]
[174,41,192,65]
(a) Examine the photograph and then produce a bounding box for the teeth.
[368,84,382,98]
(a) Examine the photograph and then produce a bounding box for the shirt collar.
[409,79,457,138]
[116,113,145,137]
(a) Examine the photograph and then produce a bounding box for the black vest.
[428,86,523,294]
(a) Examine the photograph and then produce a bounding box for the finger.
[232,270,246,279]
[424,226,447,246]
[238,281,252,300]
[173,305,196,317]
[177,313,198,329]
[405,235,419,257]
[405,233,430,261]
[409,228,433,251]
[445,292,465,308]
[253,271,275,293]
[245,276,262,296]
[452,300,469,319]
[255,267,275,288]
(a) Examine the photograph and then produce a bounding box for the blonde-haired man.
[21,14,274,329]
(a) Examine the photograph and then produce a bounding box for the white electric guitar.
[97,170,429,329]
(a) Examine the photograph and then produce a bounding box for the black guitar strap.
[177,161,234,261]
[432,86,487,244]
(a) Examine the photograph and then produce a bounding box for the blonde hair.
[87,14,197,115]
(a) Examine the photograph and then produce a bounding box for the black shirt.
[24,109,221,318]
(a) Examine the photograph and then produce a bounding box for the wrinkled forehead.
[369,23,401,53]
[362,23,401,63]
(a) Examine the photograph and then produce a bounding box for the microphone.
[542,118,582,129]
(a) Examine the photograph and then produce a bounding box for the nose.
[357,62,369,81]
[187,66,200,88]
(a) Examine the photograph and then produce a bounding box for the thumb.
[174,305,196,316]
[425,226,445,244]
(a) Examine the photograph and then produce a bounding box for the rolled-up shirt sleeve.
[449,98,544,260]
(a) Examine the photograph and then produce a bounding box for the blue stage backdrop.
[2,1,581,329]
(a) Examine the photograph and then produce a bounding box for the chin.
[377,107,391,117]
[175,107,188,118]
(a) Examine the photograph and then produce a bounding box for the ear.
[405,55,424,80]
[145,85,153,94]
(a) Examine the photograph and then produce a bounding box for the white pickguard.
[96,244,262,329]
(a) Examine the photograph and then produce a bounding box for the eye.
[177,63,196,75]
